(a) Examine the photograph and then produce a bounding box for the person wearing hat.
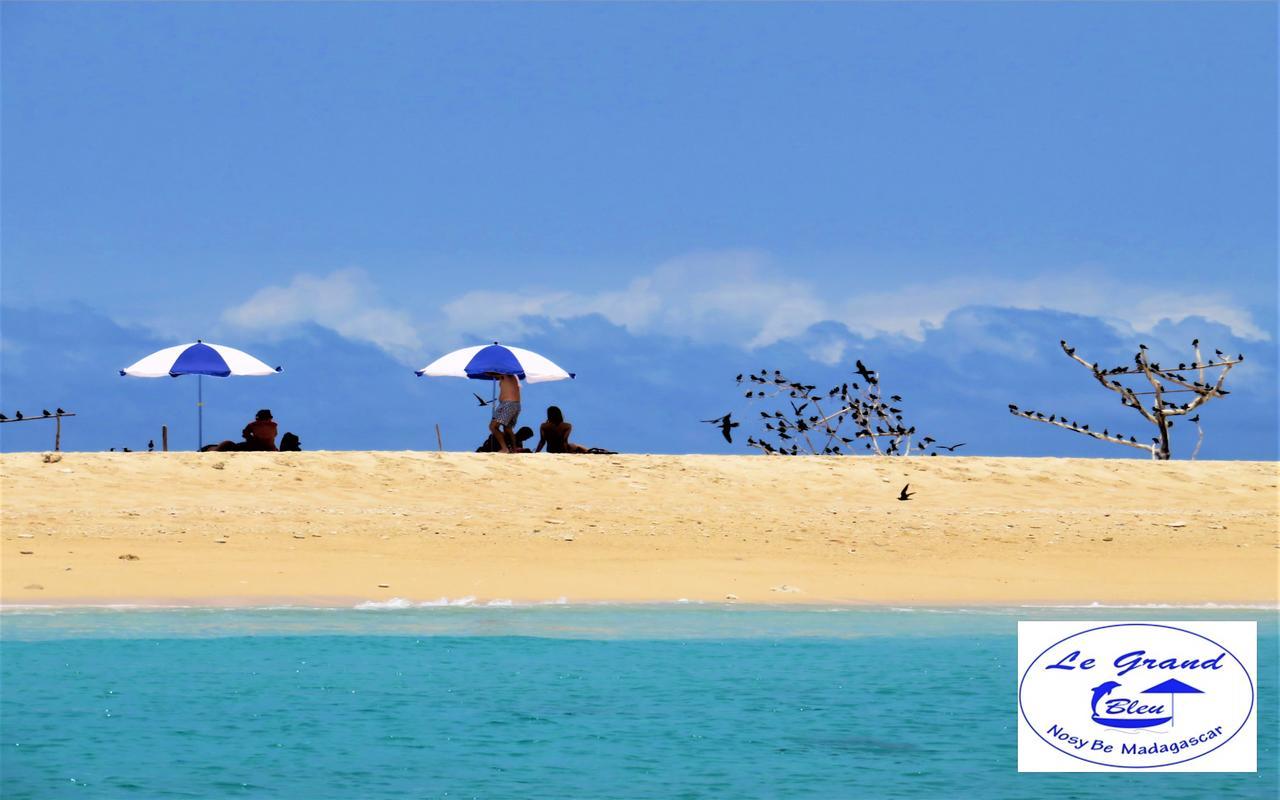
[241,409,279,451]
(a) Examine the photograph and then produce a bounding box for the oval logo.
[1018,622,1255,769]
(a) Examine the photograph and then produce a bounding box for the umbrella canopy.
[120,341,281,378]
[415,343,573,384]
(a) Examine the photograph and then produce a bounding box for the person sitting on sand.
[535,406,590,454]
[487,374,521,453]
[477,426,533,453]
[203,409,281,452]
[240,409,279,451]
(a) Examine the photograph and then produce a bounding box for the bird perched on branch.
[56,408,67,415]
[42,409,51,417]
[701,413,739,443]
[14,411,23,420]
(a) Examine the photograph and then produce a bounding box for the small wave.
[354,596,478,610]
[0,603,199,612]
[353,597,416,610]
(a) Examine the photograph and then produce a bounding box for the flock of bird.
[0,408,69,422]
[702,362,963,457]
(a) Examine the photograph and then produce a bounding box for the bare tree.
[712,360,948,456]
[1009,339,1243,460]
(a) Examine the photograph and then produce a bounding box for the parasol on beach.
[415,342,574,393]
[121,340,281,450]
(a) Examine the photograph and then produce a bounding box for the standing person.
[488,374,521,453]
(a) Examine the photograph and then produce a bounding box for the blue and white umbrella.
[415,343,574,384]
[121,341,282,449]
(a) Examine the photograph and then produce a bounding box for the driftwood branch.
[1010,339,1242,460]
[0,413,78,424]
[1010,409,1156,457]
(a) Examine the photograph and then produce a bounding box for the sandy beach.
[1,452,1275,607]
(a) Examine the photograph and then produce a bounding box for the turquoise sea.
[1,605,1275,799]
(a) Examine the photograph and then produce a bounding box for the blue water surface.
[1,605,1275,799]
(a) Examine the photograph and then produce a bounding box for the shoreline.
[3,452,1276,607]
[4,599,1279,612]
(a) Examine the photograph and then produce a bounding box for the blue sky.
[2,2,1276,458]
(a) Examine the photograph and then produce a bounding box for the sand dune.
[1,452,1275,607]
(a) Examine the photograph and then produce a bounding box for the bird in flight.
[935,442,966,452]
[701,413,740,443]
[854,360,876,384]
[898,484,915,501]
[472,393,491,407]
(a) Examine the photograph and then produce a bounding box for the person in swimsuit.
[488,374,522,453]
[535,405,588,454]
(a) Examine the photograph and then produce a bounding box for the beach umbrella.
[1141,678,1203,728]
[415,343,574,447]
[121,340,282,450]
[415,342,574,386]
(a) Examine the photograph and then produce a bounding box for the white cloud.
[221,268,422,361]
[835,273,1270,343]
[438,253,1271,347]
[438,251,827,349]
[217,254,1270,367]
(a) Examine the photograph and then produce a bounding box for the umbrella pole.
[197,374,204,451]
